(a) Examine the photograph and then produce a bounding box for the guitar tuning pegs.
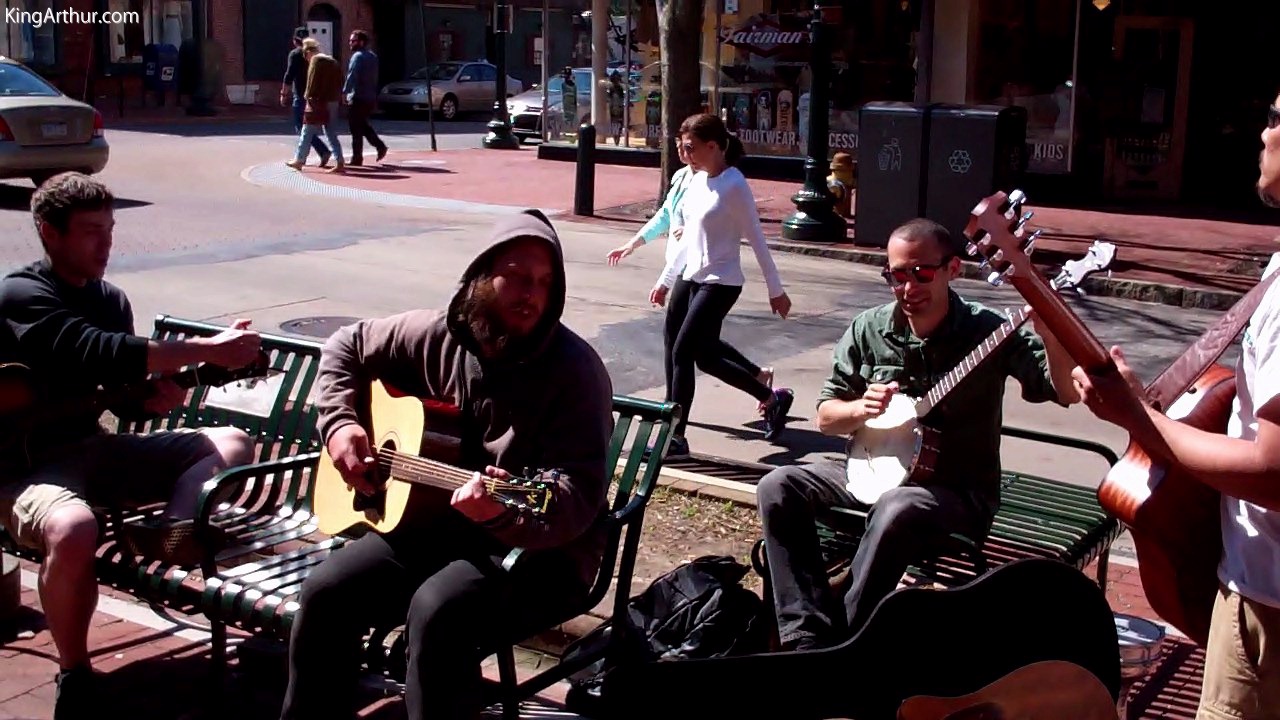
[965,241,979,256]
[1007,189,1027,211]
[987,271,1005,287]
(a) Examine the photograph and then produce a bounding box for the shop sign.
[719,16,809,57]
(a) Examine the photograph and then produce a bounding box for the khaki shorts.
[0,430,216,554]
[1198,585,1280,720]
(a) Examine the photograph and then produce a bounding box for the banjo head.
[845,393,923,504]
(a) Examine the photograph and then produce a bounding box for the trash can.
[924,104,1027,251]
[854,102,930,248]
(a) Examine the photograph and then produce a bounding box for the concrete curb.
[239,162,1251,311]
[761,237,1250,312]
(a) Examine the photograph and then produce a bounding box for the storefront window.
[105,0,192,65]
[974,0,1080,174]
[0,0,59,68]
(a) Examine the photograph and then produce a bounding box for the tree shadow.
[685,419,844,470]
[0,181,152,212]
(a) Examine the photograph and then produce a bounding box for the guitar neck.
[915,306,1031,417]
[383,450,501,494]
[1009,273,1112,372]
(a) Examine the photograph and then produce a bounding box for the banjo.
[844,233,1116,505]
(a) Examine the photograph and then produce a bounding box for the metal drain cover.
[279,316,361,339]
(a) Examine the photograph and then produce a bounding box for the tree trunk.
[657,0,705,202]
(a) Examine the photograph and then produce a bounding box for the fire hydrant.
[827,152,854,218]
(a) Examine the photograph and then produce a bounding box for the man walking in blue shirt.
[344,30,388,166]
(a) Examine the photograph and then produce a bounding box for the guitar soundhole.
[351,439,396,517]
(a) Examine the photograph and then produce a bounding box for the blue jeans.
[295,101,343,165]
[292,93,331,159]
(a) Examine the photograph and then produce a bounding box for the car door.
[475,64,498,109]
[456,63,485,111]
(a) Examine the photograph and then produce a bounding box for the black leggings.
[665,278,772,437]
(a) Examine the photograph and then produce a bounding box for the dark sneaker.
[376,145,388,162]
[121,518,226,567]
[54,665,97,720]
[319,153,332,168]
[763,389,794,440]
[665,436,690,457]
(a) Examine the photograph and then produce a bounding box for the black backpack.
[562,555,770,706]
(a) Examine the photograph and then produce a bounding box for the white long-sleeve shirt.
[656,167,785,298]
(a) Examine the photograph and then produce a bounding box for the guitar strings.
[372,451,535,491]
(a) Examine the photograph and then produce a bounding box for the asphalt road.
[0,119,1244,563]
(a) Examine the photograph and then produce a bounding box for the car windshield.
[410,64,460,82]
[0,64,59,97]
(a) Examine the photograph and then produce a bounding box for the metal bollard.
[574,122,596,216]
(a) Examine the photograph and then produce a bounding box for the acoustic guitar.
[312,379,555,536]
[844,240,1116,504]
[0,351,275,468]
[897,660,1118,719]
[964,189,1266,646]
[594,557,1121,720]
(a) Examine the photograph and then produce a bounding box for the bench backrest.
[118,315,325,462]
[582,395,681,609]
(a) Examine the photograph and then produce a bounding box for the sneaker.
[121,517,226,567]
[763,389,794,441]
[666,436,690,457]
[54,665,97,720]
[319,153,332,168]
[376,145,388,162]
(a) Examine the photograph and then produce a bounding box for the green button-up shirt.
[819,291,1064,517]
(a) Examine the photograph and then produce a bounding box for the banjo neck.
[914,306,1031,418]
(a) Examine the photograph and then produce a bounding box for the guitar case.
[588,558,1121,720]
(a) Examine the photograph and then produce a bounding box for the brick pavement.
[1,550,1203,719]
[299,147,1280,305]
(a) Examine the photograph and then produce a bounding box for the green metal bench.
[753,425,1123,642]
[0,315,326,600]
[192,393,681,719]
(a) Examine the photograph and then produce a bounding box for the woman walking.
[607,133,780,456]
[652,113,793,455]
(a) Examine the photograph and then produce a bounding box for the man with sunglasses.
[755,217,1078,652]
[1071,99,1280,720]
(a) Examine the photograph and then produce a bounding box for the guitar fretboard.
[915,306,1031,418]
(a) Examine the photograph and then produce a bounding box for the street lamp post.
[186,0,215,116]
[483,0,520,149]
[780,3,844,242]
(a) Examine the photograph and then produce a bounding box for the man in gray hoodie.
[279,209,615,720]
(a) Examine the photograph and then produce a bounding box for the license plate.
[40,122,67,139]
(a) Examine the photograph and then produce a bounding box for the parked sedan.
[378,61,524,121]
[0,57,108,186]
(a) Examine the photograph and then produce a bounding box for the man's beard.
[459,276,536,358]
[1259,182,1280,208]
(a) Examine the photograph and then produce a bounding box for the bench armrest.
[195,452,323,527]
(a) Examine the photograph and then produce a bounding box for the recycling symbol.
[948,149,972,174]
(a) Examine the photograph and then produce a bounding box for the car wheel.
[440,96,458,121]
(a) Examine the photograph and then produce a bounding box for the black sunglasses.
[881,258,952,287]
[1268,105,1280,130]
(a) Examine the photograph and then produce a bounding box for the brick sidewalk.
[295,147,1280,306]
[2,552,1201,719]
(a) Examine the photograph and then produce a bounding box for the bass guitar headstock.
[964,189,1114,373]
[963,189,1039,288]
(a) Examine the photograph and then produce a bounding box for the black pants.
[279,514,587,720]
[756,460,989,648]
[664,278,771,437]
[347,99,386,163]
